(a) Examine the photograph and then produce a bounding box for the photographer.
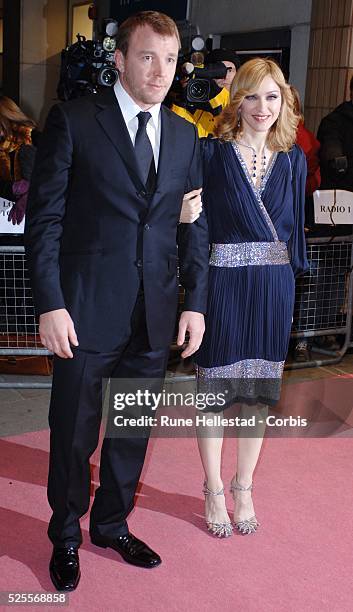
[171,49,240,137]
[205,48,240,92]
[299,81,353,357]
[318,76,353,194]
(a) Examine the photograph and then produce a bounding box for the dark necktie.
[135,111,156,189]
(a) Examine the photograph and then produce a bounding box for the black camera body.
[329,156,348,174]
[169,59,227,113]
[186,64,227,104]
[57,31,119,101]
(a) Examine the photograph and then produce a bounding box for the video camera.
[176,61,227,107]
[169,35,228,112]
[57,22,228,113]
[57,20,119,101]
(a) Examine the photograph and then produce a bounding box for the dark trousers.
[47,288,170,548]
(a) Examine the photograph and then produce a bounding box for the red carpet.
[1,377,353,611]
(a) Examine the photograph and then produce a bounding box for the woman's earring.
[237,112,241,128]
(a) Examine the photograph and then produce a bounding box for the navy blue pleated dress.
[195,138,309,407]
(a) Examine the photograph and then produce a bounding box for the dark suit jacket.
[24,88,209,352]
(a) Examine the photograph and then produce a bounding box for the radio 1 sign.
[313,190,353,225]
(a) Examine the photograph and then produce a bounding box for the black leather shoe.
[91,532,161,568]
[49,547,81,591]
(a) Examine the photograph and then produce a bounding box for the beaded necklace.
[237,140,267,183]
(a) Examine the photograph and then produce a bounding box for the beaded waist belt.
[209,241,290,267]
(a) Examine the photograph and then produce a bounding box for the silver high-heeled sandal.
[230,476,259,534]
[202,481,233,538]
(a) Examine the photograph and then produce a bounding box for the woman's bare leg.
[196,416,231,528]
[232,404,268,523]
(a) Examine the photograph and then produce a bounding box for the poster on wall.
[110,0,189,22]
[0,198,25,234]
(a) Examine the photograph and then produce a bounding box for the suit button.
[144,224,150,231]
[138,190,147,198]
[136,259,143,268]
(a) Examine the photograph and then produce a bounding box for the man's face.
[215,61,237,91]
[115,25,179,109]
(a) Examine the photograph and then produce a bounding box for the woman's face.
[238,75,282,135]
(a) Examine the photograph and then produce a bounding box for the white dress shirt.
[113,78,161,169]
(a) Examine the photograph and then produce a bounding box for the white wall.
[289,24,311,104]
[190,0,312,32]
[189,0,312,103]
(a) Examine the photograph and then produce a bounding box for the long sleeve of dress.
[287,145,310,277]
[177,125,209,314]
[199,136,217,220]
[200,136,215,180]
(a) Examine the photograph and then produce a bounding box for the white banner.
[0,197,25,234]
[313,189,353,225]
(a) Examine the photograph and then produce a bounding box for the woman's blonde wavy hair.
[215,58,299,152]
[0,96,36,141]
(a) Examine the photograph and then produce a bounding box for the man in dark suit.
[25,11,208,591]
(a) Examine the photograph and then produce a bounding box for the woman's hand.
[8,179,30,224]
[179,188,203,223]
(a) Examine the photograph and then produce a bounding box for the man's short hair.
[116,10,181,56]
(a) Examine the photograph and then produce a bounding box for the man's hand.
[179,188,202,223]
[177,311,205,358]
[39,309,79,358]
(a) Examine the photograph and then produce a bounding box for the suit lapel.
[94,88,145,192]
[94,91,178,201]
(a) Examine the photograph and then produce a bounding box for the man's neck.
[118,76,153,111]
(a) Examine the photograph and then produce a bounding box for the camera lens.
[102,36,116,52]
[98,67,118,87]
[187,78,210,102]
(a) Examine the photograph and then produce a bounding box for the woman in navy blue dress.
[181,59,308,537]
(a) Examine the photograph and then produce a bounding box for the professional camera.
[57,20,119,101]
[178,60,227,108]
[169,35,228,113]
[169,53,227,112]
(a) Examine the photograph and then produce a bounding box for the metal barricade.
[1,238,353,386]
[287,235,353,369]
[0,245,51,388]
